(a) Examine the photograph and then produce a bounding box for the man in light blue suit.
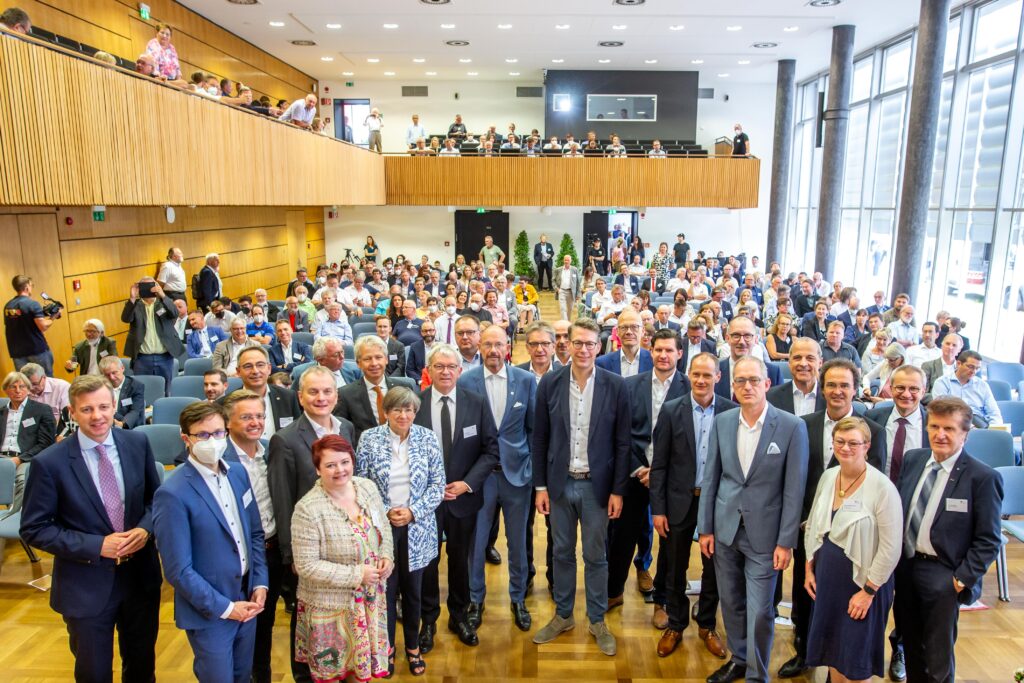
[154,401,269,683]
[460,325,537,632]
[697,356,808,683]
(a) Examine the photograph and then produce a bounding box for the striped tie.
[905,462,940,557]
[95,444,124,533]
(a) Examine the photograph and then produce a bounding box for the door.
[333,99,370,145]
[454,211,509,265]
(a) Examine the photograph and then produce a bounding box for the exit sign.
[345,81,354,87]
[92,211,105,221]
[139,3,150,20]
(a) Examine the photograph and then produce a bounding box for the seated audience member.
[317,303,355,345]
[766,314,794,361]
[886,304,920,347]
[862,343,907,402]
[410,138,435,156]
[606,135,628,157]
[448,114,468,141]
[479,139,497,157]
[212,319,261,376]
[922,332,963,391]
[930,350,1003,427]
[21,362,69,423]
[524,136,542,156]
[374,315,407,378]
[205,299,236,335]
[439,138,461,156]
[0,7,31,33]
[294,286,318,322]
[801,300,833,343]
[66,319,118,376]
[279,94,318,129]
[647,140,668,158]
[500,135,522,153]
[904,322,942,368]
[186,310,229,359]
[269,320,314,374]
[543,136,562,153]
[820,321,862,367]
[203,369,228,402]
[246,305,275,344]
[269,372,292,388]
[405,320,436,385]
[341,273,375,313]
[96,356,146,429]
[253,289,280,322]
[278,296,312,333]
[1,370,55,503]
[296,338,361,391]
[238,87,282,117]
[461,133,480,154]
[513,278,539,329]
[394,300,425,346]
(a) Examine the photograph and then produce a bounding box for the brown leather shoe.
[699,627,727,659]
[607,594,624,610]
[636,567,654,593]
[652,603,669,630]
[657,628,683,657]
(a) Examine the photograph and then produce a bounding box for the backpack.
[191,272,201,301]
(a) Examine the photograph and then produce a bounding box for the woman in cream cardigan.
[291,434,394,681]
[804,416,903,683]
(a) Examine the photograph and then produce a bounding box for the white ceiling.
[180,0,932,85]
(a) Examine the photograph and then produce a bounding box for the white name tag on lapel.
[156,308,166,316]
[514,401,524,409]
[121,398,132,406]
[389,354,398,360]
[293,353,303,360]
[463,425,477,438]
[21,417,35,428]
[279,417,294,428]
[946,498,968,513]
[296,324,304,330]
[99,350,109,357]
[841,499,862,512]
[767,442,782,455]
[242,489,253,508]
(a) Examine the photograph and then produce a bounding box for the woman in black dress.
[766,313,794,361]
[801,300,831,342]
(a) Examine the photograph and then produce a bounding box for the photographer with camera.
[4,275,59,376]
[121,277,184,395]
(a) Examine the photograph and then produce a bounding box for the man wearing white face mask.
[731,123,750,157]
[436,296,461,345]
[154,401,269,683]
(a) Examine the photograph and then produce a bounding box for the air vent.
[402,86,429,97]
[517,86,542,98]
[599,41,624,47]
[290,40,316,46]
[698,88,715,99]
[445,40,470,47]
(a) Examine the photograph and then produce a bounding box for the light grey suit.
[554,264,580,320]
[697,403,808,682]
[921,356,954,392]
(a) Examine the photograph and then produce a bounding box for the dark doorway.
[454,211,509,265]
[333,99,370,145]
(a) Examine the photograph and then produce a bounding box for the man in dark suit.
[231,347,301,438]
[641,267,666,297]
[532,319,631,656]
[793,280,819,318]
[612,267,641,296]
[534,234,555,290]
[267,364,355,683]
[894,397,1003,683]
[921,332,963,392]
[650,351,736,658]
[716,317,782,398]
[414,343,500,649]
[267,320,313,374]
[777,359,886,678]
[153,401,268,683]
[679,318,717,373]
[865,289,891,317]
[596,308,653,376]
[710,288,735,323]
[285,267,318,299]
[95,356,146,429]
[373,315,407,378]
[766,337,826,416]
[121,278,184,393]
[404,319,435,386]
[334,335,416,446]
[197,254,223,311]
[0,371,56,505]
[21,375,162,683]
[607,330,686,610]
[652,305,682,333]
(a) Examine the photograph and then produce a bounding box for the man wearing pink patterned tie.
[437,296,461,345]
[21,374,163,683]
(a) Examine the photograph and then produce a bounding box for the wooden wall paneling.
[17,213,73,375]
[286,210,306,275]
[21,0,132,56]
[0,216,26,377]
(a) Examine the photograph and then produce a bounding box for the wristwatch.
[863,585,877,596]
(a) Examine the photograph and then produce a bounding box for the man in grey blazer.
[554,254,580,321]
[697,356,808,683]
[921,332,962,391]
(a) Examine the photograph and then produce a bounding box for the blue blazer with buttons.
[185,326,229,359]
[596,348,654,376]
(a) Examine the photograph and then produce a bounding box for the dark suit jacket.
[800,317,830,343]
[863,404,930,457]
[216,384,301,433]
[640,277,665,296]
[406,340,430,384]
[120,296,185,359]
[652,321,681,333]
[532,365,631,506]
[114,376,146,429]
[70,337,118,374]
[866,304,890,317]
[385,338,407,378]
[766,380,827,415]
[534,242,555,263]
[267,413,355,564]
[334,376,417,446]
[612,274,640,292]
[595,348,654,375]
[650,393,737,525]
[896,448,1004,604]
[197,265,221,310]
[0,399,55,460]
[718,300,735,322]
[268,341,314,374]
[715,357,783,398]
[677,338,717,372]
[794,293,820,318]
[414,387,500,518]
[625,371,688,476]
[20,430,162,618]
[285,278,318,299]
[800,410,886,518]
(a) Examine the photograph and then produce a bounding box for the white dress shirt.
[568,370,596,473]
[484,366,507,430]
[736,403,769,478]
[3,403,25,453]
[261,390,277,439]
[308,413,344,438]
[388,429,412,508]
[559,267,573,291]
[905,343,942,368]
[823,409,854,466]
[190,457,250,617]
[231,438,276,538]
[430,388,457,448]
[684,341,703,373]
[437,314,460,344]
[907,450,960,556]
[620,349,641,378]
[157,259,186,293]
[884,406,923,478]
[641,371,675,470]
[793,382,819,417]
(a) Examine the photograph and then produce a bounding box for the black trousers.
[790,529,812,656]
[657,494,719,632]
[251,536,283,683]
[895,557,961,683]
[388,525,425,653]
[527,489,554,588]
[421,502,477,624]
[607,477,651,599]
[536,260,553,290]
[63,562,160,683]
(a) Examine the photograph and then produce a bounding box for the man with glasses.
[454,315,482,370]
[153,401,268,683]
[715,317,782,399]
[532,319,631,657]
[931,350,1003,427]
[777,359,885,679]
[698,356,808,683]
[21,362,70,423]
[406,320,436,385]
[921,333,963,392]
[230,347,301,438]
[518,321,561,382]
[335,335,416,446]
[596,309,652,377]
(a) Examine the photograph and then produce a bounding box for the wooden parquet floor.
[1,291,1023,682]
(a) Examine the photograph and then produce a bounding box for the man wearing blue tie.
[20,375,163,683]
[154,401,269,683]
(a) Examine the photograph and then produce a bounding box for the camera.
[41,292,64,319]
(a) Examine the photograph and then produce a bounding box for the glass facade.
[786,0,1024,360]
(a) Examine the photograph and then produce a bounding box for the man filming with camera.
[4,275,60,376]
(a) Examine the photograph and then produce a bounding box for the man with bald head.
[921,333,963,391]
[596,308,652,377]
[653,305,681,332]
[766,337,826,416]
[714,317,782,398]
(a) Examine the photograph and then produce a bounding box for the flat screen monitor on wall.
[586,95,657,122]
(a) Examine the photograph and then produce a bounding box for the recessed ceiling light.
[598,58,611,63]
[445,40,470,46]
[440,23,456,29]
[738,59,751,65]
[290,40,316,46]
[505,58,518,63]
[383,23,399,29]
[612,24,628,30]
[342,71,354,76]
[617,97,626,101]
[426,71,437,75]
[383,71,395,76]
[459,58,472,63]
[325,23,341,30]
[413,58,426,63]
[467,71,478,75]
[718,72,730,77]
[726,25,743,31]
[555,24,571,30]
[509,71,520,76]
[551,58,564,63]
[497,24,513,29]
[420,0,451,4]
[321,56,334,62]
[614,0,645,4]
[752,41,779,48]
[691,58,704,64]
[645,59,658,64]
[669,25,685,31]
[599,41,624,47]
[808,0,842,6]
[367,58,380,63]
[269,21,285,28]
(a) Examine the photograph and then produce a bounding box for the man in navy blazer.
[196,255,223,311]
[715,317,782,399]
[459,326,536,632]
[267,320,313,374]
[865,290,891,317]
[697,356,808,683]
[97,355,146,430]
[678,320,718,373]
[533,235,555,290]
[894,397,1003,683]
[607,330,686,609]
[532,318,631,656]
[404,319,435,386]
[21,375,162,683]
[154,401,268,683]
[612,269,640,296]
[596,308,653,376]
[765,338,826,416]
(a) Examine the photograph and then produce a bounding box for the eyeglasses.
[238,362,270,372]
[823,382,854,391]
[526,341,553,349]
[238,413,266,422]
[833,438,867,449]
[431,363,459,372]
[455,330,478,337]
[729,333,755,341]
[618,324,641,332]
[732,376,764,386]
[571,340,600,350]
[189,429,227,441]
[892,385,922,394]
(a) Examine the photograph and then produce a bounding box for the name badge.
[21,417,35,428]
[279,417,294,428]
[121,398,132,406]
[946,498,968,513]
[295,324,304,330]
[463,425,477,438]
[389,354,398,360]
[841,499,862,512]
[293,353,303,360]
[242,489,253,508]
[156,308,166,316]
[99,350,109,357]
[185,329,193,335]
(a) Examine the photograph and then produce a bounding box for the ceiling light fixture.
[420,0,452,4]
[808,0,842,6]
[367,57,380,63]
[551,58,564,63]
[445,39,470,46]
[691,58,704,64]
[384,71,395,76]
[717,72,730,77]
[784,26,800,32]
[645,59,658,64]
[599,41,624,47]
[426,71,437,75]
[509,71,520,76]
[598,58,611,63]
[752,41,779,48]
[738,59,751,65]
[269,21,285,27]
[497,24,513,29]
[382,23,399,29]
[325,23,341,29]
[459,58,472,63]
[726,25,743,31]
[614,0,646,5]
[467,71,478,75]
[342,71,354,76]
[227,0,258,4]
[505,58,518,63]
[555,24,570,30]
[440,23,456,29]
[612,24,628,30]
[290,39,315,46]
[321,56,334,61]
[413,58,426,63]
[669,24,685,31]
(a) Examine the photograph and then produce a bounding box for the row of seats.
[28,25,136,71]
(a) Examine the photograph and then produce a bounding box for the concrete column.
[892,0,951,303]
[814,25,856,280]
[767,59,796,266]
